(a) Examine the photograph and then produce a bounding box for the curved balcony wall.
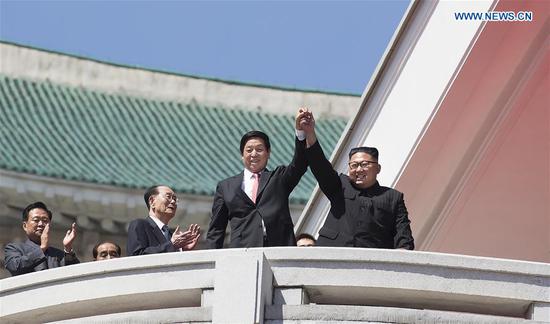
[1,248,549,323]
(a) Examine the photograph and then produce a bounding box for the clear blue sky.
[0,1,410,94]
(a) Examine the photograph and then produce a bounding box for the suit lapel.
[256,169,272,201]
[147,216,168,243]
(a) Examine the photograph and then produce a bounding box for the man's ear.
[22,221,27,231]
[376,164,382,174]
[149,196,156,209]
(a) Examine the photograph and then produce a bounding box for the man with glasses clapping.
[4,201,79,276]
[127,185,200,255]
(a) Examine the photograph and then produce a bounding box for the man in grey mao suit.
[4,202,79,276]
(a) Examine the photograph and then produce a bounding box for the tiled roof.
[0,74,347,203]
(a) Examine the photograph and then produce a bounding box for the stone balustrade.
[1,248,549,323]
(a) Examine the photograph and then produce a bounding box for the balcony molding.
[1,248,549,323]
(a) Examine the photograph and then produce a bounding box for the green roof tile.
[0,74,347,204]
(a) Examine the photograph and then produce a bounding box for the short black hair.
[240,130,271,154]
[349,147,379,160]
[92,241,122,259]
[22,202,52,221]
[296,233,316,242]
[144,185,162,209]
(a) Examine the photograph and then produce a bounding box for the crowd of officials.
[4,108,414,277]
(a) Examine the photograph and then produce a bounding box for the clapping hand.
[171,224,201,251]
[40,223,50,252]
[62,222,77,253]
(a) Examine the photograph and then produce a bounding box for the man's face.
[23,208,50,241]
[150,186,178,219]
[348,152,381,189]
[242,137,270,173]
[297,238,315,247]
[95,242,120,260]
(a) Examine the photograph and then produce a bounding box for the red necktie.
[251,173,259,203]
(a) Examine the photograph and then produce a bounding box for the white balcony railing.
[1,248,549,323]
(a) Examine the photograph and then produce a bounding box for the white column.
[527,302,550,321]
[211,250,273,324]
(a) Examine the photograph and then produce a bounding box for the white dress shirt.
[148,213,166,233]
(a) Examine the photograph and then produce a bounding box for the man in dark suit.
[127,185,200,255]
[300,111,414,249]
[4,201,79,276]
[206,109,310,248]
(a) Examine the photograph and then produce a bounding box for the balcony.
[1,248,549,323]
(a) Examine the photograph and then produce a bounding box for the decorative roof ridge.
[0,73,347,122]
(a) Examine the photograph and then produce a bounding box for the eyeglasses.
[348,160,377,170]
[161,193,179,204]
[29,217,50,224]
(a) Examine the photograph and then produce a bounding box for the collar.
[341,175,381,199]
[358,181,381,192]
[148,212,167,231]
[244,168,263,179]
[25,238,40,247]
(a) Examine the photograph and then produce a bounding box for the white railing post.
[211,250,273,324]
[527,302,550,321]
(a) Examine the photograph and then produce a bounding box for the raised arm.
[301,111,341,201]
[280,108,311,190]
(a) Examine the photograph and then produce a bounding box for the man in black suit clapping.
[127,185,200,255]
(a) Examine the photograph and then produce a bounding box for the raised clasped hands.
[296,107,316,147]
[171,224,201,251]
[296,107,314,133]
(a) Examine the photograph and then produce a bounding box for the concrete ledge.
[1,248,549,323]
[49,306,212,324]
[265,248,550,318]
[0,251,218,323]
[265,305,547,324]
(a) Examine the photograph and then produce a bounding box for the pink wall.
[430,55,548,261]
[397,0,549,262]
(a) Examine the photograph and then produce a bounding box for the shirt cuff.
[295,129,306,141]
